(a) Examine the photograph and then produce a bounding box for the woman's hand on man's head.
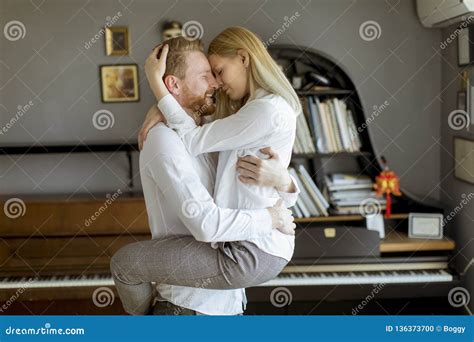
[144,44,170,101]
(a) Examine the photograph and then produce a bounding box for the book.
[289,168,319,216]
[293,103,316,154]
[324,173,387,215]
[301,96,362,153]
[298,164,329,216]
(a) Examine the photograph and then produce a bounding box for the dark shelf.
[294,213,409,223]
[0,143,138,155]
[296,89,353,96]
[0,143,139,189]
[292,151,372,159]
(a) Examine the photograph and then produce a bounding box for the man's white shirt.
[140,123,274,315]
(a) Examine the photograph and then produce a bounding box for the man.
[111,37,298,316]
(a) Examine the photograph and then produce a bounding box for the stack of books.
[288,165,329,218]
[293,109,316,154]
[302,96,362,153]
[324,173,386,215]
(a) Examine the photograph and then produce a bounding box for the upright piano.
[0,192,458,315]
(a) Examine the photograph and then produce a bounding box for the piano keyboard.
[0,269,453,290]
[257,269,453,287]
[0,274,114,289]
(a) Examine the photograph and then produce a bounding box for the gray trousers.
[110,235,288,315]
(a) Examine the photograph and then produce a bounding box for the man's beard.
[181,85,216,117]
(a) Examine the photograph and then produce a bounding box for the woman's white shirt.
[158,88,297,261]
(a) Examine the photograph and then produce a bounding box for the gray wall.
[440,24,474,314]
[0,0,443,201]
[1,0,472,314]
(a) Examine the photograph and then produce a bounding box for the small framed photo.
[105,26,130,56]
[408,213,444,240]
[453,136,474,184]
[99,64,139,103]
[458,25,472,66]
[457,91,467,111]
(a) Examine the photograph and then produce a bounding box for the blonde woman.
[111,27,300,308]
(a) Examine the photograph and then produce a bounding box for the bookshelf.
[294,213,409,223]
[292,151,372,159]
[269,45,444,240]
[270,44,382,221]
[296,89,353,96]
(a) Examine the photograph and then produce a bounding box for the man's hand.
[267,199,296,235]
[236,147,296,193]
[138,105,166,150]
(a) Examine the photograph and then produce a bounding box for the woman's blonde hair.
[208,27,302,119]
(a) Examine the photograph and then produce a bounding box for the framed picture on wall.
[105,26,130,56]
[467,70,474,129]
[458,26,472,66]
[99,64,139,103]
[453,136,474,184]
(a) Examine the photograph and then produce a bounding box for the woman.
[112,27,300,312]
[143,25,301,264]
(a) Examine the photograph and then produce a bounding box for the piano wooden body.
[0,45,460,315]
[0,193,458,315]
